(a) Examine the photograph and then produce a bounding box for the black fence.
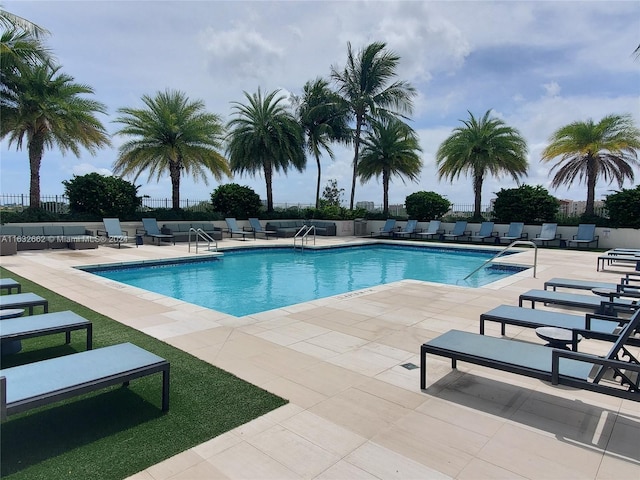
[0,194,606,220]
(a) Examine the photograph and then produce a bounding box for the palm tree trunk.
[585,156,596,216]
[169,161,181,210]
[350,117,364,210]
[28,135,44,209]
[315,152,322,209]
[473,172,483,219]
[264,161,274,212]
[382,169,389,216]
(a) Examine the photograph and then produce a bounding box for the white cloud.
[543,81,561,98]
[71,163,113,177]
[2,0,638,208]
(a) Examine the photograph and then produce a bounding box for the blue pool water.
[84,245,525,317]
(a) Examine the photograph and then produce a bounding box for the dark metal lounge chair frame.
[479,304,639,351]
[597,254,640,272]
[1,311,93,351]
[0,343,169,420]
[421,309,640,402]
[137,218,175,245]
[0,292,48,315]
[98,218,129,248]
[518,289,638,315]
[225,218,253,240]
[0,278,21,294]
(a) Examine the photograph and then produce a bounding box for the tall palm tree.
[541,114,640,216]
[1,5,52,105]
[436,110,529,219]
[1,62,110,208]
[358,117,423,216]
[226,88,305,212]
[331,41,416,210]
[113,89,230,210]
[0,4,50,38]
[295,77,351,208]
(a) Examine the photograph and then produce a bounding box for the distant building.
[558,199,604,216]
[356,201,375,211]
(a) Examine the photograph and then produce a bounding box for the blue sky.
[1,0,639,209]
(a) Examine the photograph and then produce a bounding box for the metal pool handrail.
[462,240,537,282]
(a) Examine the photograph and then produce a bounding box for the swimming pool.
[83,245,525,317]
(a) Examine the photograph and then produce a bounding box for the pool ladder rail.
[461,240,537,283]
[188,228,218,254]
[293,225,316,250]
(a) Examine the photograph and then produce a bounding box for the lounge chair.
[442,221,469,241]
[374,219,397,237]
[394,219,418,238]
[544,276,640,294]
[518,289,638,315]
[567,224,598,248]
[0,278,21,294]
[498,222,527,244]
[1,310,93,351]
[479,304,638,351]
[421,309,640,402]
[225,218,252,240]
[137,218,175,245]
[414,220,442,240]
[248,218,277,240]
[0,342,170,420]
[98,218,129,248]
[468,222,497,243]
[0,292,48,315]
[597,252,640,272]
[532,223,561,246]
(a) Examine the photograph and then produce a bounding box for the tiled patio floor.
[2,237,638,479]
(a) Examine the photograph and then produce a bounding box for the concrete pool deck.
[1,236,638,479]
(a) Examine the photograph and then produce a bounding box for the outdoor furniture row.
[265,220,337,237]
[0,283,170,420]
[421,275,640,402]
[597,249,640,272]
[161,221,223,242]
[377,220,600,248]
[0,225,98,252]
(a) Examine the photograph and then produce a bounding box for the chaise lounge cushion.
[265,220,336,237]
[64,225,99,250]
[162,222,222,241]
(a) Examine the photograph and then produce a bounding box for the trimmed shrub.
[604,185,640,229]
[492,185,559,223]
[405,191,451,221]
[63,173,141,219]
[211,184,262,219]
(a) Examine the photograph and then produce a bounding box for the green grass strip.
[0,267,288,480]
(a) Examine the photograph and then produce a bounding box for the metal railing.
[461,240,537,283]
[188,228,217,254]
[293,225,316,250]
[0,194,608,219]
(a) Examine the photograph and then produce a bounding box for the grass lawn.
[0,267,288,480]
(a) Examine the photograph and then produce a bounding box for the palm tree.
[295,77,351,208]
[113,89,230,210]
[226,88,305,212]
[1,5,52,104]
[0,4,50,37]
[436,110,529,219]
[541,114,640,216]
[331,41,416,210]
[1,28,51,73]
[1,62,110,208]
[358,117,423,216]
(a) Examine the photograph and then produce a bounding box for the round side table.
[535,326,581,351]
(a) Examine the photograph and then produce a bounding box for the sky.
[1,0,639,210]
